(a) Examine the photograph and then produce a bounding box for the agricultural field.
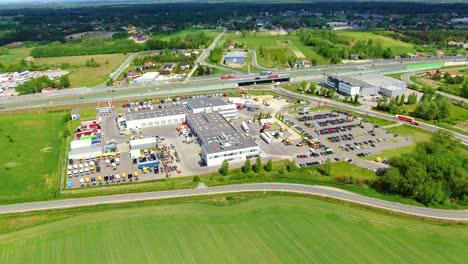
[160,29,222,42]
[0,194,466,263]
[0,112,69,204]
[34,53,130,87]
[219,31,330,67]
[336,31,415,55]
[0,46,32,65]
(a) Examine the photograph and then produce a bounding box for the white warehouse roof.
[129,137,157,149]
[70,139,92,150]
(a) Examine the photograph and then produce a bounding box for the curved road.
[0,183,466,222]
[401,71,467,103]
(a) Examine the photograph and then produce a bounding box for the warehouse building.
[129,137,157,150]
[122,107,186,130]
[224,51,246,65]
[185,96,237,117]
[132,72,160,84]
[186,112,260,167]
[327,74,406,97]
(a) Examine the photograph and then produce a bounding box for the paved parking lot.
[67,101,414,188]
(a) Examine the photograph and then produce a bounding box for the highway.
[0,183,466,222]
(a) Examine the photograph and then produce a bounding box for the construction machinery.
[282,138,292,145]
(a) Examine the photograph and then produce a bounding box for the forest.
[375,130,467,206]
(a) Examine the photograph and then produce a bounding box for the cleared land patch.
[0,112,68,204]
[0,195,466,263]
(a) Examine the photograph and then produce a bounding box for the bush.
[193,176,200,183]
[242,158,251,173]
[253,156,263,173]
[264,159,273,172]
[219,160,229,176]
[287,159,297,172]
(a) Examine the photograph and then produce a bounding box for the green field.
[160,29,222,42]
[34,53,130,87]
[0,194,466,263]
[0,47,32,65]
[386,124,434,142]
[336,31,415,55]
[220,31,330,67]
[0,112,68,204]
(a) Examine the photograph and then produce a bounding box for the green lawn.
[0,112,68,204]
[35,53,130,87]
[386,124,433,142]
[362,144,416,161]
[0,46,32,65]
[336,31,415,55]
[220,31,329,67]
[0,194,466,263]
[160,29,222,42]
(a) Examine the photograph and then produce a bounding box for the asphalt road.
[0,183,466,221]
[401,71,467,103]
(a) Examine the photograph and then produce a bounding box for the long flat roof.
[185,97,227,110]
[188,112,257,154]
[225,51,246,58]
[126,107,185,121]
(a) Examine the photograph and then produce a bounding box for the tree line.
[374,130,467,206]
[15,75,70,95]
[297,29,395,64]
[145,32,213,50]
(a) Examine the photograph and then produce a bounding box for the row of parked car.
[316,118,350,127]
[299,161,323,168]
[317,124,358,135]
[78,172,139,187]
[297,113,337,121]
[328,134,355,143]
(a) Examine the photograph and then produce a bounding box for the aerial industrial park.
[0,0,466,263]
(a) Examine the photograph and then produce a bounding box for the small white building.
[130,137,157,150]
[186,97,236,114]
[71,139,92,150]
[338,81,360,97]
[132,72,160,84]
[124,107,186,130]
[68,146,102,160]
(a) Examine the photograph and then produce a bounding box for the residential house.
[227,43,235,49]
[164,62,176,71]
[180,61,191,70]
[25,56,34,62]
[425,70,438,79]
[127,71,142,78]
[192,50,200,55]
[446,71,460,78]
[294,60,313,68]
[143,61,155,68]
[113,79,127,86]
[435,50,445,57]
[183,52,191,57]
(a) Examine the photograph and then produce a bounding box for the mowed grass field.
[0,47,130,87]
[0,195,466,263]
[35,53,130,87]
[219,31,330,67]
[160,29,222,42]
[336,31,415,55]
[0,112,68,204]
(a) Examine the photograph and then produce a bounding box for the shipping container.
[241,122,250,132]
[260,132,272,144]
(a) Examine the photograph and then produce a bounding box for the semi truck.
[260,71,272,75]
[260,132,272,144]
[241,121,250,132]
[75,130,93,139]
[221,74,236,79]
[138,160,160,169]
[395,115,419,126]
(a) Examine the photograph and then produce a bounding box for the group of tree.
[15,75,70,95]
[380,30,468,46]
[145,32,212,50]
[133,50,195,66]
[375,92,418,113]
[374,130,467,206]
[444,74,464,85]
[209,47,223,63]
[297,29,395,63]
[413,94,451,121]
[220,157,272,176]
[195,65,215,76]
[343,94,360,105]
[30,39,143,58]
